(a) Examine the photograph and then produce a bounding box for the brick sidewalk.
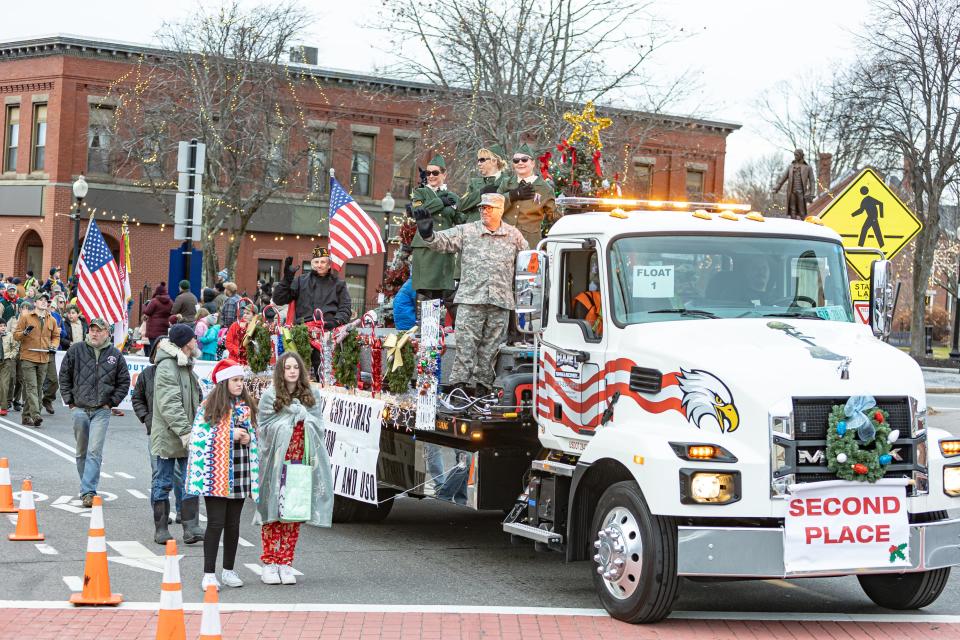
[2,609,960,640]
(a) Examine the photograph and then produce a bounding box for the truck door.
[537,246,607,438]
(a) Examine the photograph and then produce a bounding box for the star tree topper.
[563,101,613,150]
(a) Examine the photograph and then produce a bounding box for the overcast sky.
[1,0,871,187]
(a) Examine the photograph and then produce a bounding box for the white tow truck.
[339,197,960,623]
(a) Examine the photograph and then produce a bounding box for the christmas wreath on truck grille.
[826,396,898,483]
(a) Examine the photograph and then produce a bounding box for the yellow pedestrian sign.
[817,167,922,279]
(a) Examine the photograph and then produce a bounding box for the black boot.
[181,498,205,545]
[152,501,173,545]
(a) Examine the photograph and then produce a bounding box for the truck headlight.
[680,470,741,505]
[944,465,960,496]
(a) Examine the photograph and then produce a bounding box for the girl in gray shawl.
[255,351,333,585]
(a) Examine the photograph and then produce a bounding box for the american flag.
[77,218,124,324]
[113,224,132,348]
[327,176,384,270]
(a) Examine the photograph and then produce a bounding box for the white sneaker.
[279,564,297,585]
[201,573,220,591]
[261,563,281,585]
[221,569,244,588]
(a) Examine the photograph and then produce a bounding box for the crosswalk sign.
[817,168,922,279]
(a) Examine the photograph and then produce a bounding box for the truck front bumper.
[677,517,960,578]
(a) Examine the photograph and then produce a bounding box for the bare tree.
[377,0,691,185]
[112,1,315,282]
[755,72,895,190]
[727,154,788,214]
[839,0,960,357]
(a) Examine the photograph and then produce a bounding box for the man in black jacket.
[272,246,351,377]
[59,317,131,507]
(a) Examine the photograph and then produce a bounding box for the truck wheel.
[858,568,951,610]
[331,496,357,523]
[590,481,679,623]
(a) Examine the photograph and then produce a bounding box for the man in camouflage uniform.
[500,142,557,248]
[459,144,510,224]
[414,193,528,396]
[409,155,461,315]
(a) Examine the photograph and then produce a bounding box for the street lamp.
[378,192,396,305]
[71,175,88,283]
[951,224,960,359]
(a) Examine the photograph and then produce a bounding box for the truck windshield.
[608,235,854,325]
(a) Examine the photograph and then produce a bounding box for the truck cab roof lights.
[609,208,629,218]
[719,212,739,221]
[555,196,751,214]
[745,212,766,222]
[692,210,713,220]
[804,215,824,225]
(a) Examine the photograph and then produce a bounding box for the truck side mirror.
[515,249,548,334]
[869,259,894,340]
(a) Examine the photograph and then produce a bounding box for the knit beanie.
[168,323,195,348]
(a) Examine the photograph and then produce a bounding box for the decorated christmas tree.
[542,101,620,198]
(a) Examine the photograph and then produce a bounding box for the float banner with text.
[322,393,384,505]
[56,352,216,411]
[785,479,910,573]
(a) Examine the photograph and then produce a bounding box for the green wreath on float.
[333,329,361,388]
[826,396,898,483]
[246,323,274,374]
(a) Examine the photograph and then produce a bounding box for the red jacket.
[224,321,248,365]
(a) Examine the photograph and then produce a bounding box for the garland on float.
[333,329,361,388]
[826,396,898,483]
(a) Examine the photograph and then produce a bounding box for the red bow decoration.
[539,151,552,180]
[592,149,603,177]
[556,140,571,164]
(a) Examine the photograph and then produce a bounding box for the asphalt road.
[0,405,959,617]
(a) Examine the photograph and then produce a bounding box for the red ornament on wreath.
[853,463,868,474]
[874,411,884,423]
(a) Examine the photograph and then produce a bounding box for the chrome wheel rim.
[592,506,643,600]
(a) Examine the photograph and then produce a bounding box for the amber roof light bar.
[556,197,752,213]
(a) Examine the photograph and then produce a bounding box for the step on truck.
[337,198,960,623]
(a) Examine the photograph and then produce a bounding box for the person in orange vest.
[573,287,603,337]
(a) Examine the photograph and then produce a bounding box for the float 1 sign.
[817,168,922,279]
[322,393,383,505]
[784,479,910,573]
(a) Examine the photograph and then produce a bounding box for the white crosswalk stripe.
[35,544,58,555]
[62,576,83,592]
[125,489,148,499]
[114,472,135,479]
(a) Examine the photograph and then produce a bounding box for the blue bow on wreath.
[844,395,877,443]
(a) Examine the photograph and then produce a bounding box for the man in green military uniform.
[459,144,510,224]
[409,155,461,312]
[500,143,557,249]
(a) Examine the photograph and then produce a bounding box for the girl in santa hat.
[255,351,334,585]
[185,359,260,592]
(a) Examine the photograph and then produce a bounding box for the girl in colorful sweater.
[185,359,260,591]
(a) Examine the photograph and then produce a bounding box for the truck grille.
[788,397,919,485]
[792,397,911,440]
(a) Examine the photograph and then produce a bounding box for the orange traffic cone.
[69,496,122,605]
[198,585,223,640]
[155,539,186,640]
[8,479,44,541]
[0,458,15,513]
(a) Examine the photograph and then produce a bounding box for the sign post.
[818,168,922,279]
[175,139,205,292]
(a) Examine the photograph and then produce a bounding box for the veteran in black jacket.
[58,317,131,507]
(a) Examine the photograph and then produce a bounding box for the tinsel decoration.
[826,398,893,483]
[333,329,361,388]
[378,260,410,299]
[246,323,274,374]
[562,101,612,150]
[360,311,382,394]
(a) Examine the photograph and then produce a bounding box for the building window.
[392,138,416,198]
[307,130,331,194]
[88,105,114,174]
[31,104,46,171]
[685,169,705,200]
[257,258,282,284]
[344,263,368,315]
[351,133,375,197]
[631,163,652,199]
[4,106,18,173]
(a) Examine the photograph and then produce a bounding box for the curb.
[926,387,960,394]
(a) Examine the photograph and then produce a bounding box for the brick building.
[0,35,740,312]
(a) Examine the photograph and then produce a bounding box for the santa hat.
[211,359,245,385]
